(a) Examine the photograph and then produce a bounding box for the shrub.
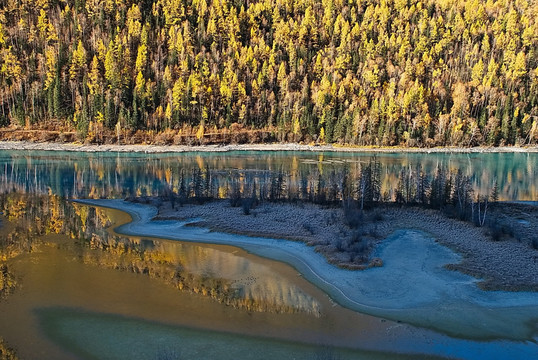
[488,223,513,241]
[241,198,254,215]
[349,233,368,254]
[335,238,347,252]
[302,222,315,235]
[489,225,504,241]
[372,210,384,222]
[229,182,241,207]
[343,200,363,229]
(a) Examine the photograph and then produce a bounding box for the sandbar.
[74,199,538,340]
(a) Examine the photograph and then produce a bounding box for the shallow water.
[0,150,537,359]
[0,207,441,359]
[2,205,536,360]
[35,308,422,360]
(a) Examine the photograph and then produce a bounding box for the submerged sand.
[74,199,538,341]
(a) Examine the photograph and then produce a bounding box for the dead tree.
[473,194,489,227]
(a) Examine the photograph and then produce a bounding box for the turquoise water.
[0,150,536,200]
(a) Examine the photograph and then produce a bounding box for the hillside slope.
[0,0,537,146]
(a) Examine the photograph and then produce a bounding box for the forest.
[0,0,537,146]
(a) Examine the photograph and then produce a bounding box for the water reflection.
[0,264,16,299]
[0,191,414,359]
[0,156,537,359]
[79,212,322,315]
[0,150,535,201]
[0,192,320,315]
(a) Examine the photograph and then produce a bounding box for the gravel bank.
[1,140,537,153]
[151,199,382,270]
[150,199,538,291]
[358,205,538,291]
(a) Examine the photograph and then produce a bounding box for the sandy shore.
[1,140,538,153]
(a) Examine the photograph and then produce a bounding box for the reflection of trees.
[0,192,319,315]
[0,192,76,300]
[0,151,535,202]
[77,207,320,315]
[0,264,16,299]
[0,338,18,360]
[0,192,73,238]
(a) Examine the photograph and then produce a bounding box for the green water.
[37,308,428,360]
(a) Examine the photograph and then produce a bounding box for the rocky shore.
[1,140,538,153]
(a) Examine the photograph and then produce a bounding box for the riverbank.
[139,198,538,292]
[74,198,538,340]
[1,140,538,153]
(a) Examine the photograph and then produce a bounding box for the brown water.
[0,204,434,359]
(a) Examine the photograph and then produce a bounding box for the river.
[0,150,536,359]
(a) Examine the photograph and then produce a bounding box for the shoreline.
[73,198,538,341]
[146,198,538,291]
[1,140,538,153]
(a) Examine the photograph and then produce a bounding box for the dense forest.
[0,0,537,146]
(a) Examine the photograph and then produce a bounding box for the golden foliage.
[0,0,536,146]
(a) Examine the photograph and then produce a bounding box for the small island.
[132,195,538,292]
